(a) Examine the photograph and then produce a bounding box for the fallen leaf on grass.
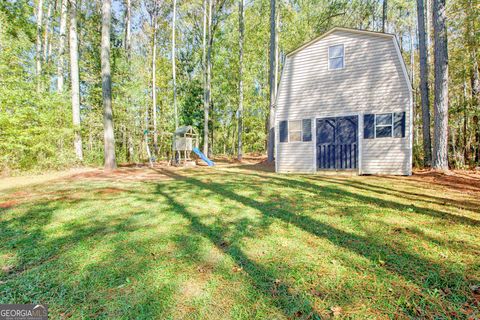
[441,287,452,296]
[470,285,480,294]
[330,306,342,317]
[462,307,474,315]
[310,289,323,298]
[1,265,13,274]
[232,266,243,273]
[60,312,73,319]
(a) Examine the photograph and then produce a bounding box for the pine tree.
[101,0,116,170]
[416,0,432,166]
[69,0,83,161]
[432,0,449,170]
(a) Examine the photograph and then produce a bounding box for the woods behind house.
[0,0,478,172]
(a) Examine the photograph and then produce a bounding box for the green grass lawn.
[1,164,479,319]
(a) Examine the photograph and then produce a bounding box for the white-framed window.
[375,113,393,138]
[279,119,313,143]
[328,44,344,70]
[289,120,302,142]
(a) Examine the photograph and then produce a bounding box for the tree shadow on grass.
[314,175,480,214]
[155,168,472,315]
[232,166,480,227]
[0,194,179,318]
[155,184,321,319]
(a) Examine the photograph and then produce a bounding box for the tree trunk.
[274,7,279,99]
[410,27,414,84]
[203,0,212,156]
[57,0,67,92]
[43,0,52,62]
[474,115,479,164]
[237,0,244,161]
[463,74,469,164]
[202,0,207,153]
[172,0,178,129]
[416,0,432,166]
[125,0,133,162]
[101,0,116,170]
[472,57,480,164]
[124,0,131,55]
[432,0,449,170]
[35,0,44,91]
[468,5,479,165]
[472,50,479,108]
[145,102,153,168]
[69,0,83,161]
[426,0,434,63]
[267,0,276,162]
[382,0,387,32]
[152,4,158,156]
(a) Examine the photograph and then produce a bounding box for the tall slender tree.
[274,7,279,98]
[151,1,159,156]
[172,0,178,129]
[426,0,433,63]
[57,0,67,92]
[382,0,387,32]
[202,0,207,153]
[69,0,83,161]
[267,0,276,162]
[101,0,116,170]
[432,0,449,170]
[203,0,213,156]
[237,0,244,160]
[124,0,134,162]
[43,0,52,62]
[416,0,432,166]
[35,0,44,91]
[124,0,132,55]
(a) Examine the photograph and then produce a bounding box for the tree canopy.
[0,0,478,172]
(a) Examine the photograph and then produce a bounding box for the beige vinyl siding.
[275,120,315,173]
[275,29,411,175]
[362,139,410,175]
[276,142,315,173]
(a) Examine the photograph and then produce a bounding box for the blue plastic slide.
[193,147,215,166]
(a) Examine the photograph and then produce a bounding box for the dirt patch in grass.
[37,161,480,195]
[95,187,128,195]
[411,170,480,194]
[0,168,95,193]
[68,164,176,182]
[212,154,268,165]
[0,200,19,209]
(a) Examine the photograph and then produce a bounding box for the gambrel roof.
[284,27,412,92]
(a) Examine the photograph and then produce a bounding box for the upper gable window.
[328,44,344,70]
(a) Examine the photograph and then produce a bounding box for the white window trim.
[328,44,345,71]
[288,120,303,143]
[374,113,394,138]
[278,119,312,143]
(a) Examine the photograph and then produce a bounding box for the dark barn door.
[316,116,358,170]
